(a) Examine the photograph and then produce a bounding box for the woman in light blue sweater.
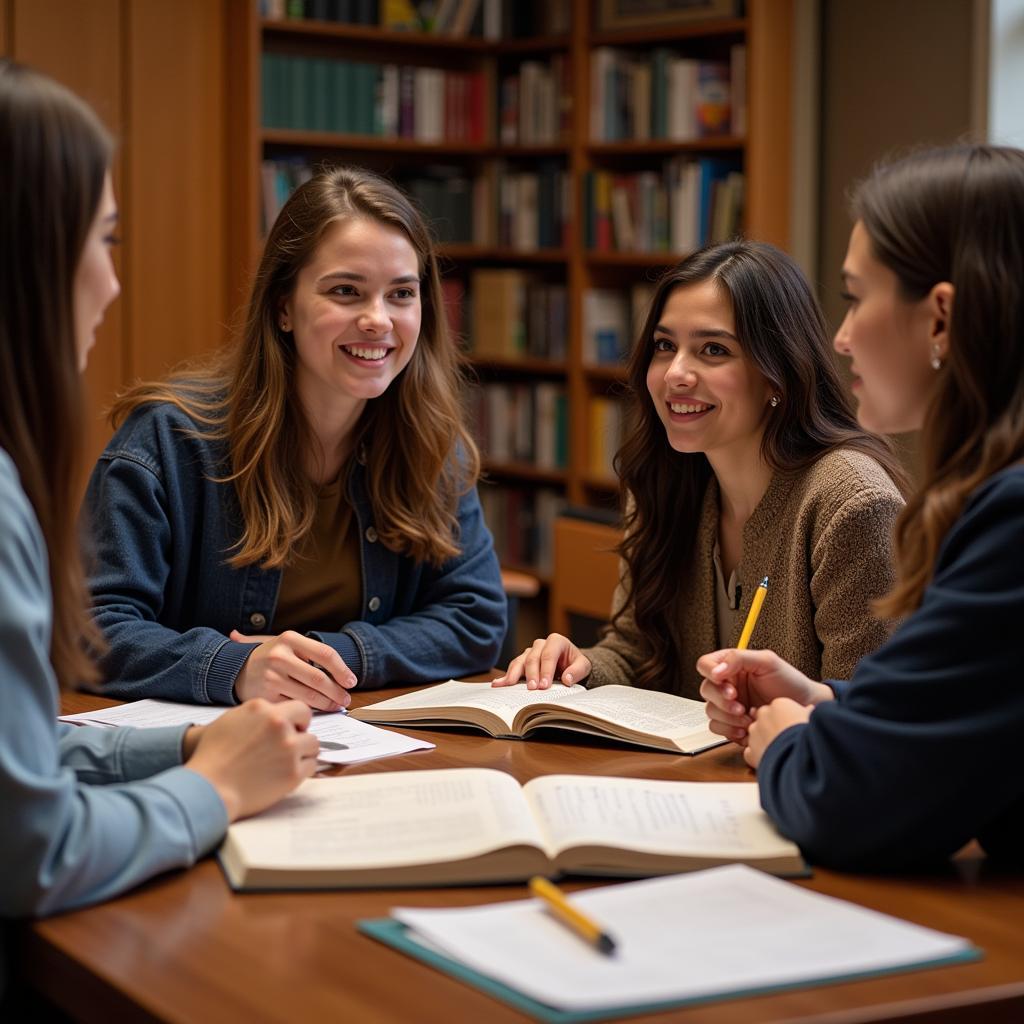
[0,60,318,963]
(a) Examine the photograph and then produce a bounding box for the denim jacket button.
[249,612,267,629]
[365,526,378,543]
[367,596,381,612]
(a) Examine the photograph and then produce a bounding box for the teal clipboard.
[358,917,983,1024]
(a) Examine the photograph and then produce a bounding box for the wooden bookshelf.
[227,0,796,587]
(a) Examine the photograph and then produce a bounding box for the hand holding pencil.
[696,576,834,750]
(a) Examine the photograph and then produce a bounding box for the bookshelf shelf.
[483,461,569,486]
[586,251,679,268]
[583,364,629,383]
[440,245,571,264]
[468,356,569,376]
[263,132,570,159]
[501,561,551,587]
[587,137,744,157]
[261,130,486,154]
[236,0,797,590]
[588,18,747,48]
[261,18,492,50]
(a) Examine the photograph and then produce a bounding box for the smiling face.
[73,172,120,372]
[282,216,422,425]
[835,220,944,434]
[645,280,773,465]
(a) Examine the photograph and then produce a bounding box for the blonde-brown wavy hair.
[853,145,1024,618]
[111,166,479,568]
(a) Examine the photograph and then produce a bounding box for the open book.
[349,680,725,754]
[218,768,804,890]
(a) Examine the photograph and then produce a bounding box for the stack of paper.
[362,865,978,1020]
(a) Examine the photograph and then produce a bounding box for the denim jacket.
[84,401,506,704]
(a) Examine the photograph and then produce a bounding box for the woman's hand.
[491,634,592,690]
[230,629,357,711]
[186,699,320,820]
[696,647,833,746]
[744,698,815,769]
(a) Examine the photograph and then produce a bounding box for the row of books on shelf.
[472,382,568,470]
[261,0,569,39]
[261,55,485,141]
[589,397,627,479]
[469,270,568,360]
[499,56,571,146]
[479,485,564,574]
[585,158,744,253]
[591,45,746,142]
[583,282,654,365]
[260,158,569,249]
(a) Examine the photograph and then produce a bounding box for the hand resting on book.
[492,633,593,690]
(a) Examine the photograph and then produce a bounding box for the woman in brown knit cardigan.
[495,241,907,700]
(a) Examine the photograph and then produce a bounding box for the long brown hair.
[0,61,111,688]
[854,145,1024,617]
[112,166,478,568]
[615,240,906,692]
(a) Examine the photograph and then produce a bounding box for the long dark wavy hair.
[853,145,1024,618]
[112,166,478,569]
[615,240,907,692]
[0,61,112,689]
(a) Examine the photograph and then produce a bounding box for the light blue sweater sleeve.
[0,450,227,918]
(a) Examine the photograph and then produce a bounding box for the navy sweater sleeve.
[758,465,1024,870]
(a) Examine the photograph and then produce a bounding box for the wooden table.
[14,688,1024,1023]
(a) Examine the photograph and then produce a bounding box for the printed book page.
[353,679,586,732]
[225,768,550,871]
[534,684,722,747]
[523,775,797,861]
[392,864,975,1013]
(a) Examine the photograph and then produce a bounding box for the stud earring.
[769,395,780,408]
[930,344,943,371]
[280,319,291,333]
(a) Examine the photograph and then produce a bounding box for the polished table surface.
[17,687,1024,1023]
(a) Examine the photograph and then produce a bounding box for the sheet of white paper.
[307,713,434,764]
[59,699,225,728]
[60,699,433,764]
[393,865,975,1013]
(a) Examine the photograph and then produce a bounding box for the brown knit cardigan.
[586,449,904,699]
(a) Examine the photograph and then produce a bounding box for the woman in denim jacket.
[85,167,505,709]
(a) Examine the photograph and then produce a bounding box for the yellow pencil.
[529,876,617,956]
[737,575,769,650]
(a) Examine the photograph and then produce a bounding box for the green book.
[309,58,330,132]
[329,59,353,134]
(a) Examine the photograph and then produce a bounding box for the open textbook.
[362,865,979,1021]
[218,768,803,890]
[349,680,726,754]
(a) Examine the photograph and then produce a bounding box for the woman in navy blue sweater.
[699,144,1024,870]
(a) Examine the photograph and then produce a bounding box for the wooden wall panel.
[746,0,795,250]
[11,0,125,470]
[126,0,231,382]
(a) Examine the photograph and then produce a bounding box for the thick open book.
[218,768,804,890]
[349,680,725,754]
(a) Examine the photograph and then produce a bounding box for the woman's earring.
[280,319,291,333]
[930,344,943,371]
[769,395,780,408]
